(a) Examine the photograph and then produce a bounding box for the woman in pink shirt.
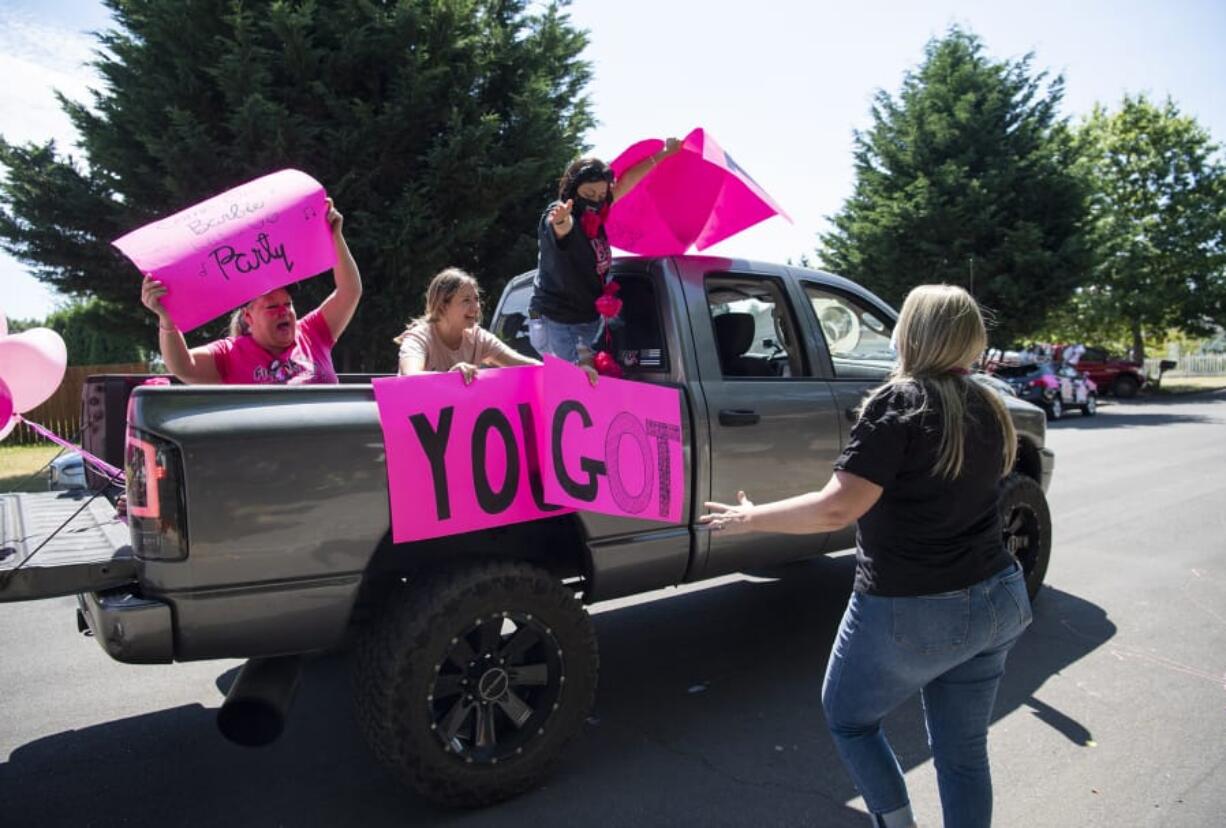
[139,198,361,384]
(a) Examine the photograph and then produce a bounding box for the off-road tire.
[999,473,1052,602]
[353,561,598,808]
[1081,394,1097,416]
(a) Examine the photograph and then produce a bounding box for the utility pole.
[968,255,975,296]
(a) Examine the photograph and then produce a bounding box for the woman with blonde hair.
[701,285,1030,828]
[397,267,597,385]
[396,268,533,383]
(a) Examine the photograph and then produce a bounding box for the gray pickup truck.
[0,255,1053,807]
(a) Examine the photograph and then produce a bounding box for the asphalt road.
[2,390,1224,827]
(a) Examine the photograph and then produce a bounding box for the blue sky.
[1,0,1224,321]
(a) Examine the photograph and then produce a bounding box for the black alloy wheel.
[429,611,564,764]
[354,561,598,808]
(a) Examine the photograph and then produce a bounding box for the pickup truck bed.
[0,491,135,602]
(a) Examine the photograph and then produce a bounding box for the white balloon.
[0,327,69,413]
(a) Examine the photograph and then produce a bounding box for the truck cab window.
[705,277,804,378]
[493,274,668,373]
[492,282,537,358]
[804,285,895,380]
[610,274,669,373]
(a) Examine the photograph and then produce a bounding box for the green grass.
[0,444,62,493]
[1150,376,1226,395]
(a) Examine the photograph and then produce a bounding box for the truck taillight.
[126,428,188,561]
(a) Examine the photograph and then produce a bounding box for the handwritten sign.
[537,356,684,522]
[372,360,685,543]
[113,169,336,332]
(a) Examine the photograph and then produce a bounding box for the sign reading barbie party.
[113,169,335,332]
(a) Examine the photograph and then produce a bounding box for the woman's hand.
[548,199,574,238]
[140,275,173,327]
[326,197,343,236]
[451,362,479,385]
[698,491,756,535]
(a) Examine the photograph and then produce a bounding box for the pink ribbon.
[17,416,125,482]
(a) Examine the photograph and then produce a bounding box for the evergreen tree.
[818,28,1089,344]
[1072,96,1226,361]
[0,0,594,370]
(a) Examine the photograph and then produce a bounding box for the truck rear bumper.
[1040,447,1055,493]
[78,589,174,664]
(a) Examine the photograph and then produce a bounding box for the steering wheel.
[819,304,861,354]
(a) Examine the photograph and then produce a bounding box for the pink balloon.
[0,374,11,420]
[0,414,17,442]
[0,374,12,428]
[0,327,68,413]
[0,374,16,442]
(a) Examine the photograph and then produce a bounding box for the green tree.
[1073,96,1226,361]
[0,0,593,370]
[45,299,151,365]
[818,28,1089,344]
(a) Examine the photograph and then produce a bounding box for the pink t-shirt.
[207,308,338,385]
[397,323,520,374]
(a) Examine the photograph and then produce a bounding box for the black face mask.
[573,196,604,214]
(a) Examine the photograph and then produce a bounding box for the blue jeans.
[528,316,601,363]
[821,561,1033,828]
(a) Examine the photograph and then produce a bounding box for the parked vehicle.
[47,452,86,491]
[972,372,1019,399]
[1,256,1056,808]
[1057,345,1145,398]
[992,362,1097,420]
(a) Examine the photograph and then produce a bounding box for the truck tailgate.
[0,491,136,602]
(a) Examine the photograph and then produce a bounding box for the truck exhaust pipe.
[217,655,304,747]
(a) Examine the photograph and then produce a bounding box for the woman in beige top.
[396,267,597,385]
[396,268,530,383]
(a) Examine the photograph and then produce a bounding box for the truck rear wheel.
[353,561,598,807]
[1000,473,1052,602]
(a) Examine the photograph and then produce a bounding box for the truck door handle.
[719,409,760,427]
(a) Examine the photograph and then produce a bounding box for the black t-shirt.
[529,203,611,324]
[833,380,1014,597]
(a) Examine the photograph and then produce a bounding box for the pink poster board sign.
[373,367,571,544]
[538,356,684,523]
[112,169,335,332]
[606,127,791,256]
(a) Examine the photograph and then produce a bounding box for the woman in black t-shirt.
[528,140,679,365]
[701,285,1032,828]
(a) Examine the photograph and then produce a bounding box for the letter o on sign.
[604,412,653,515]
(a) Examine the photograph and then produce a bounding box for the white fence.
[1144,355,1226,377]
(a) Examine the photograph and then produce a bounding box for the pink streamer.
[18,416,125,482]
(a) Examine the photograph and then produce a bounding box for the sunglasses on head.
[573,164,614,187]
